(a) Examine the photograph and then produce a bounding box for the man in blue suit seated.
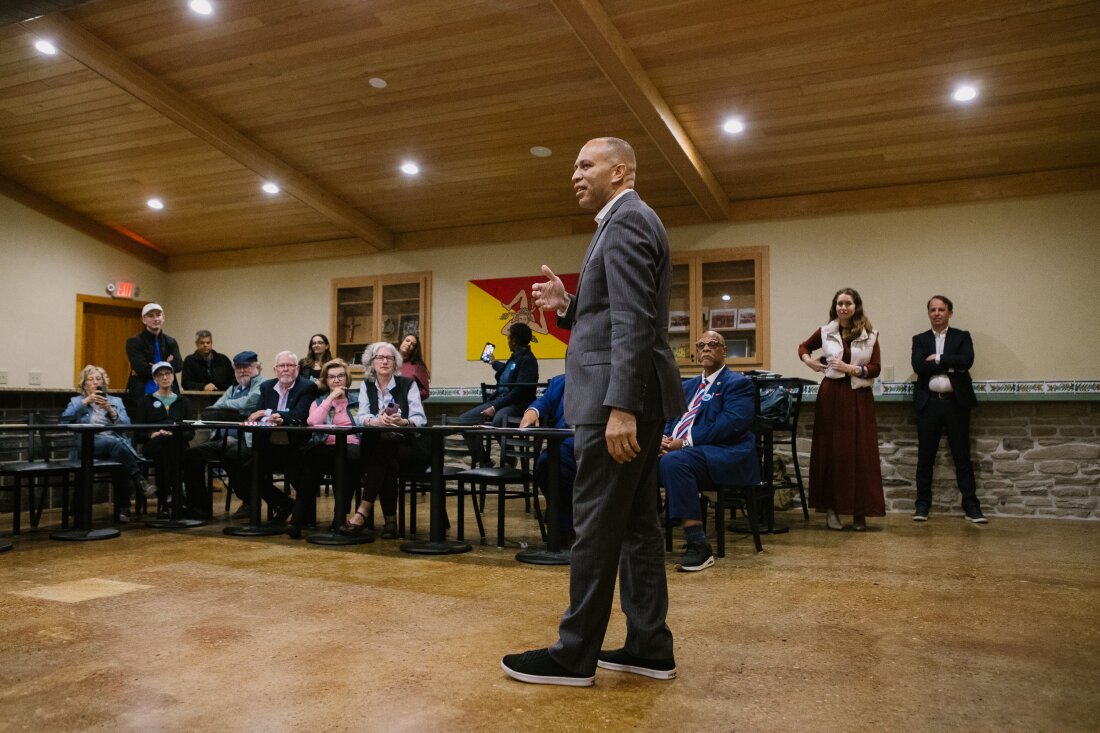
[660,331,759,572]
[518,374,576,546]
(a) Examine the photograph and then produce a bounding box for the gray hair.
[195,329,212,341]
[76,364,109,394]
[361,341,403,382]
[274,350,299,365]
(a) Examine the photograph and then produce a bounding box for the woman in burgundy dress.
[798,288,884,531]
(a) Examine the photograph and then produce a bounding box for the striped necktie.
[672,379,708,440]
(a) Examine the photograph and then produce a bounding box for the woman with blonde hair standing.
[798,288,884,531]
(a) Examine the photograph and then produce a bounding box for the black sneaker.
[912,506,929,522]
[677,541,715,572]
[597,648,677,680]
[501,649,594,687]
[965,507,988,524]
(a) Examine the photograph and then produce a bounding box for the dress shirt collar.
[594,188,634,224]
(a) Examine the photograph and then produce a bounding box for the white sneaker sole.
[597,660,677,680]
[676,555,715,573]
[912,515,928,522]
[965,516,988,524]
[500,661,594,687]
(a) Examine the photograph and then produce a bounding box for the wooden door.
[75,295,145,390]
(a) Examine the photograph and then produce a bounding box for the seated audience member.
[299,334,333,383]
[234,351,317,524]
[518,373,576,546]
[181,330,234,391]
[60,364,154,522]
[125,303,183,405]
[339,341,427,540]
[138,361,195,516]
[181,351,263,519]
[398,332,431,401]
[659,331,758,572]
[285,359,362,539]
[460,322,538,467]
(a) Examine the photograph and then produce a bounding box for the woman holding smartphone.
[339,341,427,539]
[61,364,153,521]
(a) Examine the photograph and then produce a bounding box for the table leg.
[401,431,470,555]
[309,433,373,546]
[51,429,119,542]
[146,426,205,529]
[516,435,569,565]
[224,431,283,537]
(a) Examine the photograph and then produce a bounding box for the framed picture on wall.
[736,307,756,329]
[727,339,750,358]
[398,314,420,339]
[668,310,690,333]
[709,308,738,330]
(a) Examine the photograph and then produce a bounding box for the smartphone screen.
[480,342,495,363]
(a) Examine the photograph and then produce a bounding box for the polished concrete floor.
[2,493,1098,733]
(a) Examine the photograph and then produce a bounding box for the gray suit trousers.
[548,418,673,673]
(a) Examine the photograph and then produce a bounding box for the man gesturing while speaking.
[501,137,686,686]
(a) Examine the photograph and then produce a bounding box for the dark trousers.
[227,437,299,512]
[292,442,361,529]
[549,418,672,675]
[535,441,577,533]
[360,435,420,518]
[458,402,524,465]
[183,437,247,518]
[142,435,180,502]
[658,447,714,523]
[915,394,978,510]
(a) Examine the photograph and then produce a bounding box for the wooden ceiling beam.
[25,13,393,252]
[550,0,729,221]
[0,174,168,269]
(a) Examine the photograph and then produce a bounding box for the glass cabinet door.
[335,284,374,365]
[701,259,756,361]
[668,261,692,363]
[380,280,423,348]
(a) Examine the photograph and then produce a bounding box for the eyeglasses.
[372,355,396,363]
[695,340,724,350]
[327,373,347,381]
[275,363,297,370]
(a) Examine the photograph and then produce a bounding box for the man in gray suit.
[502,137,686,687]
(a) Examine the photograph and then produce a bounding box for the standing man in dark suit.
[125,303,183,405]
[660,331,759,572]
[911,295,987,523]
[502,137,686,687]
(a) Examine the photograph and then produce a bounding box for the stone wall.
[775,401,1100,519]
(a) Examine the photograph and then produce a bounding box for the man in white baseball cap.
[125,302,183,404]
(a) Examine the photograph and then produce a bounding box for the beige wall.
[0,195,168,389]
[4,189,1098,389]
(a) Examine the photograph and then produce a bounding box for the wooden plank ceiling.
[0,0,1098,271]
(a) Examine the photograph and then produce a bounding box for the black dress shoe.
[284,523,302,539]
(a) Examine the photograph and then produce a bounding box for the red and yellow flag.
[466,274,579,360]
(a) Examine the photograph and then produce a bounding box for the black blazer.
[911,327,977,411]
[125,329,183,401]
[257,376,319,444]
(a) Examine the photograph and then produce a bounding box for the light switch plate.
[28,370,42,386]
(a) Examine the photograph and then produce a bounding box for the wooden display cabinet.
[331,272,432,374]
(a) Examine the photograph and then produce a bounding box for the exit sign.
[107,281,139,299]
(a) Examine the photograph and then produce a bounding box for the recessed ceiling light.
[262,182,280,195]
[189,0,214,15]
[952,84,979,103]
[33,39,58,56]
[400,162,420,176]
[721,294,731,301]
[146,198,165,210]
[368,77,387,89]
[529,146,553,158]
[721,117,745,135]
